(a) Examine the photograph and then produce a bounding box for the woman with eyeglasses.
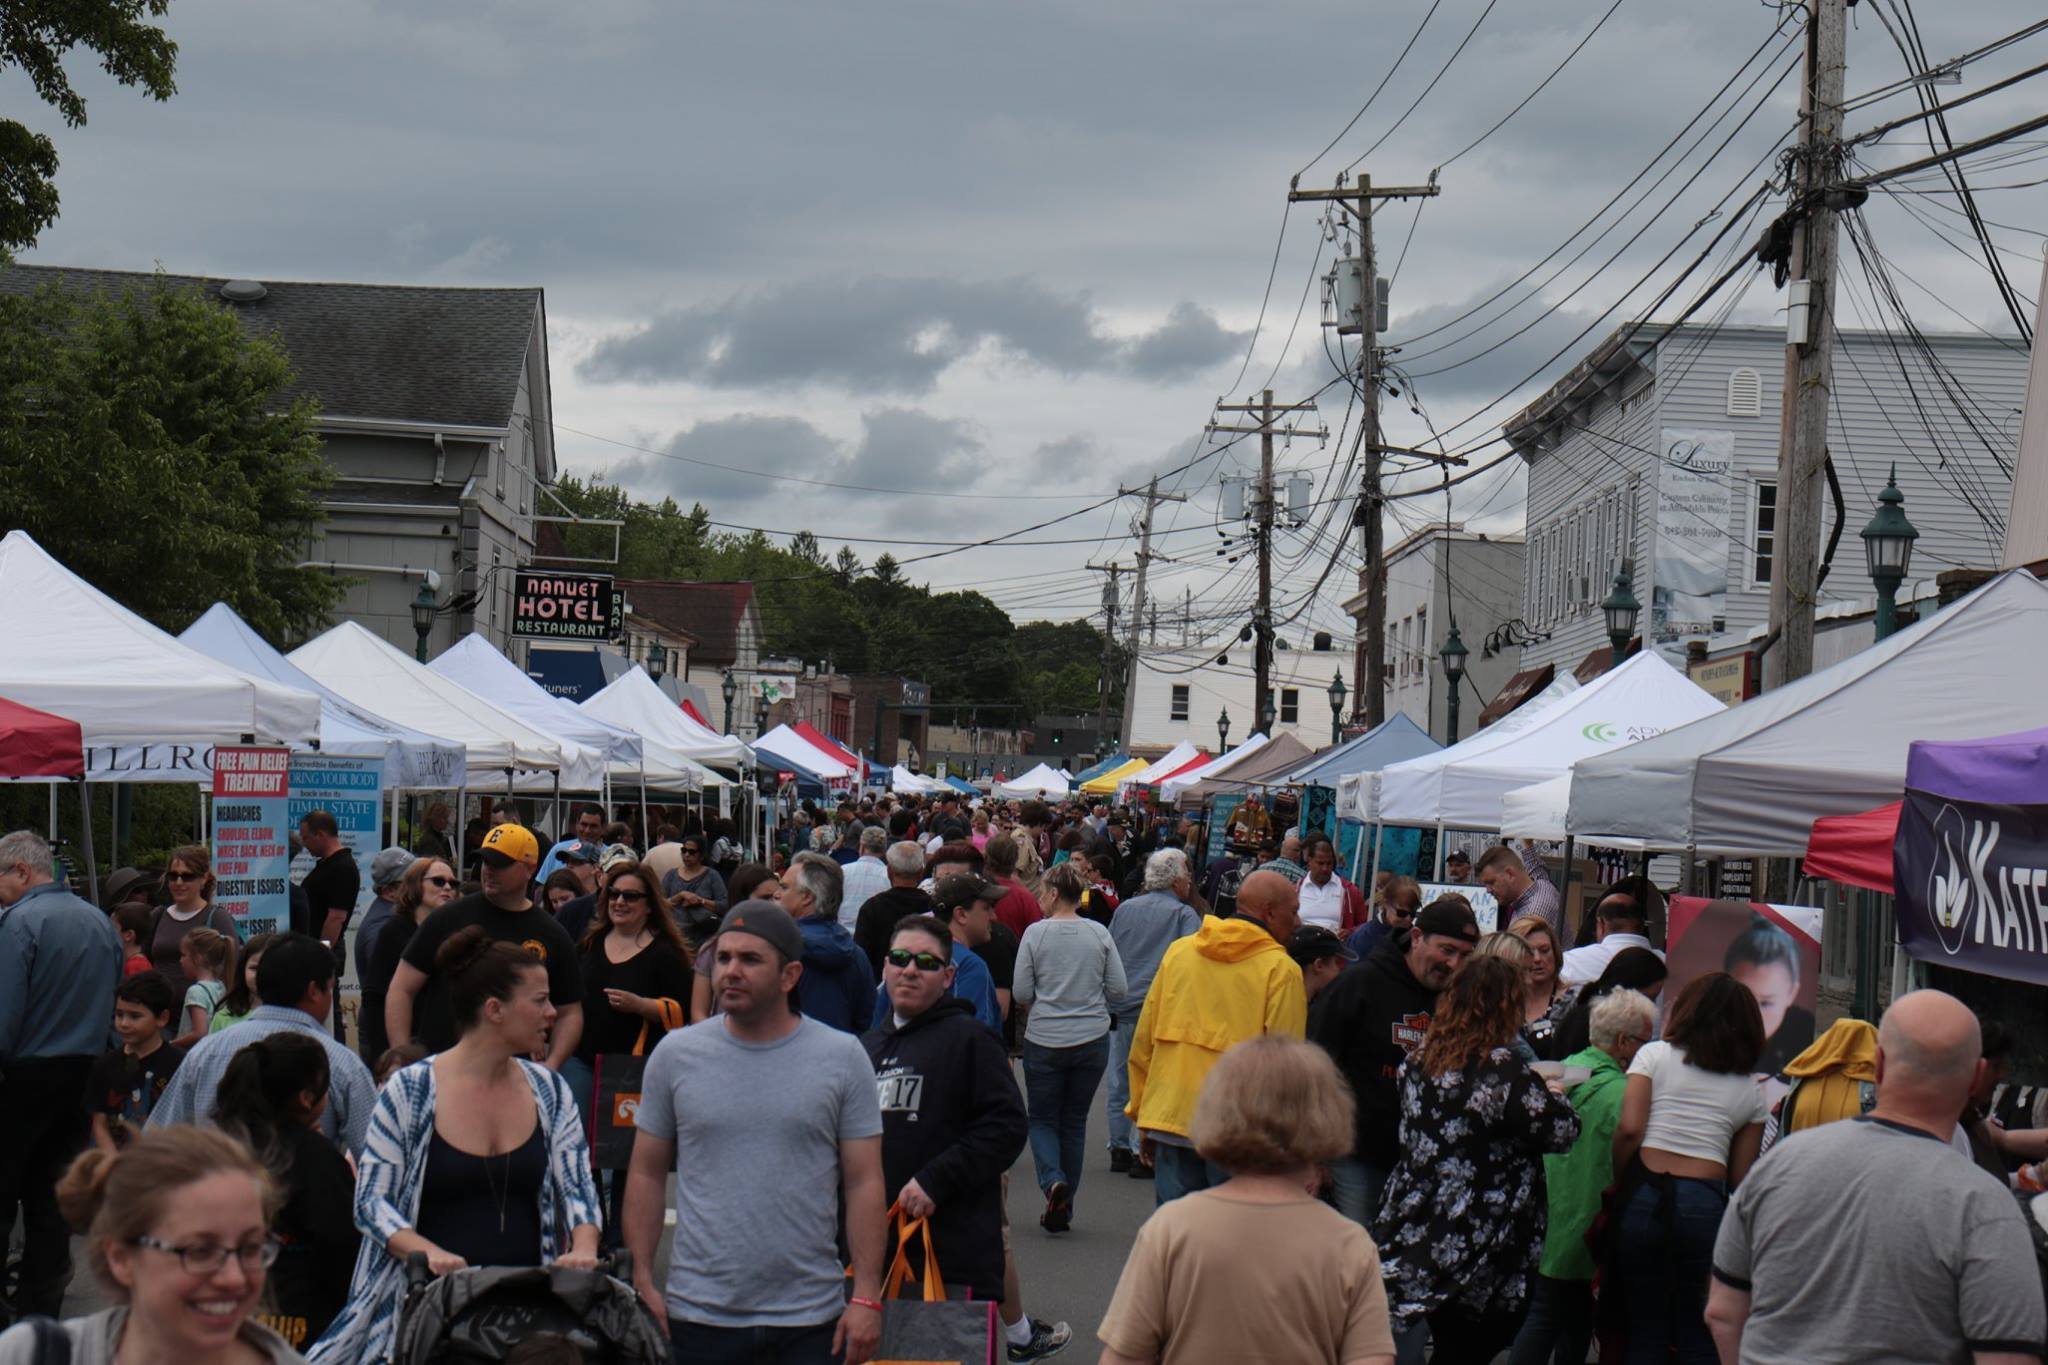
[308,927,600,1365]
[358,859,459,1065]
[661,837,728,933]
[0,1125,307,1362]
[566,862,692,1113]
[1345,875,1423,961]
[146,844,242,1002]
[212,1033,360,1352]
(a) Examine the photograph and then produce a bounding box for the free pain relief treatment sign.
[212,747,291,937]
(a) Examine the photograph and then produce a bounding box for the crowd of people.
[2,782,2045,1364]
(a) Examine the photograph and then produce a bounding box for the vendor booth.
[994,762,1071,800]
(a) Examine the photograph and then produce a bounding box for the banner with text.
[211,747,291,938]
[1896,790,2048,987]
[1652,428,1736,648]
[288,755,385,915]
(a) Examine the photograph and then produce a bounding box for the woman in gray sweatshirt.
[1014,860,1127,1234]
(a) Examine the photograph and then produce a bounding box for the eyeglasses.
[424,876,459,890]
[130,1235,280,1275]
[609,889,649,904]
[165,871,201,883]
[885,949,949,972]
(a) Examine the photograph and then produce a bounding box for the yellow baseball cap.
[479,823,540,866]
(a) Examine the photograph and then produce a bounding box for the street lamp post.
[1439,623,1469,745]
[1601,564,1641,671]
[1326,669,1348,746]
[1861,465,1920,642]
[721,668,738,734]
[409,580,437,663]
[1217,708,1232,753]
[646,642,667,684]
[1258,694,1277,737]
[754,694,770,740]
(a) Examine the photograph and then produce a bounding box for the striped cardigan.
[306,1058,601,1365]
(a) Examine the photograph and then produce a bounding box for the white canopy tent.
[291,622,579,785]
[753,724,855,781]
[581,668,749,774]
[0,530,321,752]
[993,762,1071,799]
[180,603,464,789]
[1500,774,1650,850]
[1377,651,1723,829]
[1160,733,1271,803]
[890,764,940,795]
[431,635,643,768]
[1122,740,1200,787]
[1569,570,2048,855]
[1343,672,1582,823]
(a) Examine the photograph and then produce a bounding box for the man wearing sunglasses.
[862,917,1054,1356]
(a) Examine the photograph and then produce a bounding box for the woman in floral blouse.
[1374,955,1582,1361]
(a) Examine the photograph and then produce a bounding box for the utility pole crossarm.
[1368,443,1470,465]
[1207,424,1331,438]
[1287,184,1442,203]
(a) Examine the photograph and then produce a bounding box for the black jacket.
[1307,929,1440,1170]
[861,996,1027,1299]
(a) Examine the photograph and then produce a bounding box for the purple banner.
[1894,789,2048,986]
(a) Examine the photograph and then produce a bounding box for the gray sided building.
[2,265,554,656]
[1503,323,2026,677]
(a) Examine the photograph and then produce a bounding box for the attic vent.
[218,279,268,304]
[1726,367,1762,417]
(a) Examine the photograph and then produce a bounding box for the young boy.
[112,901,154,978]
[88,971,183,1151]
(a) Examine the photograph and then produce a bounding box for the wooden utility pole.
[1086,560,1121,759]
[1118,477,1187,749]
[1767,0,1848,688]
[1212,391,1325,732]
[1288,173,1439,726]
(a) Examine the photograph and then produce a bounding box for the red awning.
[679,697,710,727]
[1476,664,1554,729]
[1804,800,1902,894]
[0,695,84,779]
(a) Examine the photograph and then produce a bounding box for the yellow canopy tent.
[1079,756,1148,795]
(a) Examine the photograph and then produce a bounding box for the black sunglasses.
[424,875,459,890]
[885,948,948,972]
[609,888,649,903]
[165,871,202,882]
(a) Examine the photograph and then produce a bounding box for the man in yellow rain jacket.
[1125,869,1306,1203]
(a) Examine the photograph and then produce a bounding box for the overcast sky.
[15,0,2044,641]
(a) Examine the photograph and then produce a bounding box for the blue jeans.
[668,1318,839,1364]
[1022,1034,1110,1209]
[1325,1156,1390,1229]
[1105,1011,1138,1153]
[1149,1142,1226,1206]
[1617,1175,1728,1365]
[1508,1274,1594,1365]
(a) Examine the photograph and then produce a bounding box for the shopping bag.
[872,1213,999,1365]
[590,997,684,1169]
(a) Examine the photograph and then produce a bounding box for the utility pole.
[1117,477,1187,750]
[1767,0,1848,688]
[1086,561,1121,760]
[1211,390,1326,732]
[1289,172,1439,727]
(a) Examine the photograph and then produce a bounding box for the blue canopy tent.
[754,747,831,800]
[944,775,979,796]
[1287,712,1440,785]
[1069,751,1135,786]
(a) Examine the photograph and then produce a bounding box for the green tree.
[0,277,340,640]
[0,1,178,255]
[832,545,863,587]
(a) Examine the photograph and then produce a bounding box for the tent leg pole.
[553,771,563,841]
[109,783,120,871]
[1367,825,1385,893]
[1561,836,1577,940]
[1433,822,1446,880]
[49,784,58,842]
[78,779,99,905]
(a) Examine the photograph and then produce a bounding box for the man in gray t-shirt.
[1708,991,2046,1364]
[622,901,887,1361]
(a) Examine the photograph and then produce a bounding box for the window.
[1750,481,1777,586]
[1170,683,1190,721]
[1727,367,1763,417]
[1280,688,1300,724]
[1415,607,1427,672]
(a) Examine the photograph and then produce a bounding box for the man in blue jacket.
[782,851,875,1034]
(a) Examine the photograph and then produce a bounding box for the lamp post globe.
[1439,623,1469,745]
[410,580,437,663]
[721,668,738,734]
[1258,695,1277,737]
[1861,464,1919,641]
[1326,669,1348,746]
[1601,565,1641,671]
[1217,708,1232,753]
[647,642,667,684]
[754,694,770,739]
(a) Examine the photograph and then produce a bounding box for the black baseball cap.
[934,873,1001,911]
[1288,925,1358,967]
[1415,898,1481,944]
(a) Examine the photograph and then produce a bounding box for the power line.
[1433,0,1631,172]
[1343,0,1505,175]
[1297,0,1452,178]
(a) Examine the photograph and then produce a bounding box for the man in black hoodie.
[862,916,1028,1306]
[1307,896,1479,1229]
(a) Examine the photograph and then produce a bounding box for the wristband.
[849,1296,883,1313]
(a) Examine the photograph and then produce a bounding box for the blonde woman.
[1508,915,1572,1056]
[1098,1036,1394,1365]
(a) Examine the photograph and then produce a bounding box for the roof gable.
[619,580,756,663]
[1,264,542,431]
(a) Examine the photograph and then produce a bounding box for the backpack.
[1760,1072,1877,1153]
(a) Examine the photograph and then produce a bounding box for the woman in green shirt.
[1508,985,1656,1365]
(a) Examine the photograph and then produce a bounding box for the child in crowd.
[87,971,182,1151]
[174,926,236,1048]
[210,931,278,1033]
[111,902,153,978]
[373,1041,427,1087]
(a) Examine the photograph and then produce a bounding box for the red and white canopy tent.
[1803,801,1902,894]
[0,695,99,901]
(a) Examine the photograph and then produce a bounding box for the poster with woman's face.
[1665,897,1824,1078]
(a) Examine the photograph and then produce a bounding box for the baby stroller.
[389,1250,669,1365]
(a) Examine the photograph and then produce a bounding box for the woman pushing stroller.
[309,925,602,1363]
